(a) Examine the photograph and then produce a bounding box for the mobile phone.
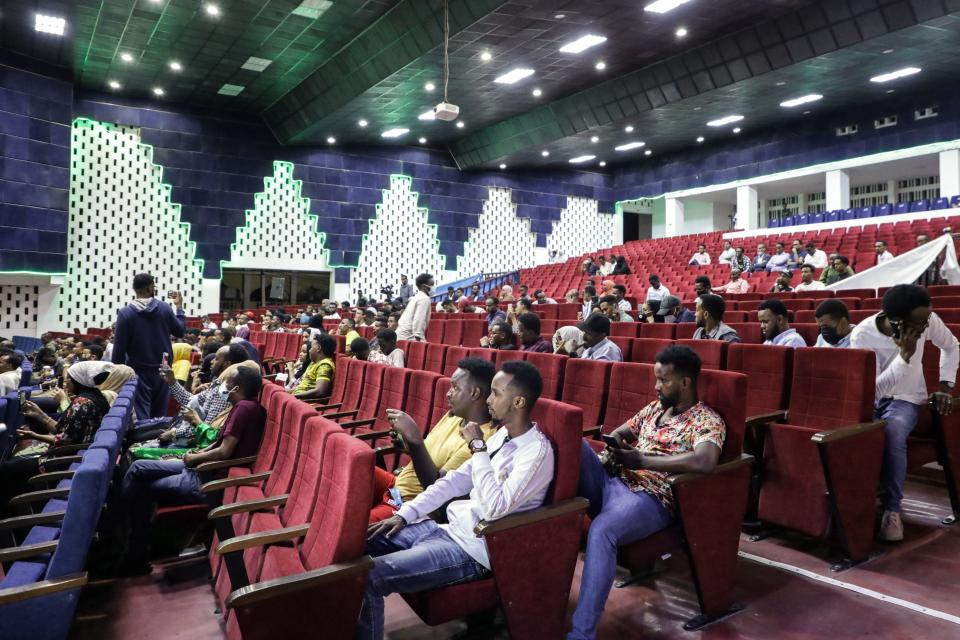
[167,290,176,298]
[600,434,619,449]
[162,352,169,367]
[18,391,27,407]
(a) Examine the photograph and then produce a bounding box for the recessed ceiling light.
[675,27,688,38]
[733,127,742,133]
[326,136,336,144]
[532,88,542,97]
[108,80,121,90]
[625,125,634,133]
[358,119,368,127]
[590,136,599,143]
[696,136,704,143]
[554,13,566,19]
[241,56,272,72]
[644,0,693,14]
[120,52,134,63]
[34,14,66,36]
[541,150,550,157]
[499,163,507,169]
[803,110,811,115]
[615,141,646,151]
[599,161,607,167]
[152,87,165,96]
[693,106,701,111]
[707,114,744,127]
[418,137,427,144]
[205,4,220,16]
[456,121,465,129]
[882,48,895,54]
[886,89,895,94]
[481,51,493,61]
[169,61,182,72]
[381,128,409,138]
[495,68,535,84]
[218,84,245,96]
[559,34,607,54]
[870,67,921,83]
[644,149,653,156]
[780,94,823,108]
[775,81,786,87]
[569,155,596,164]
[418,110,436,121]
[595,61,607,70]
[424,82,435,92]
[292,0,333,20]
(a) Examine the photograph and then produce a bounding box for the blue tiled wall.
[0,61,71,273]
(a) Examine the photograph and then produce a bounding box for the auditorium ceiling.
[3,0,960,169]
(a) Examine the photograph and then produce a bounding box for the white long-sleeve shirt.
[397,290,431,341]
[803,249,829,269]
[645,285,670,302]
[877,251,895,265]
[396,425,554,569]
[851,312,959,405]
[718,247,736,264]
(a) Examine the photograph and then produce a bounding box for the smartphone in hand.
[600,434,620,449]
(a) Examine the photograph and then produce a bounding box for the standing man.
[851,285,958,542]
[112,273,186,419]
[876,240,896,265]
[398,275,415,304]
[397,274,433,342]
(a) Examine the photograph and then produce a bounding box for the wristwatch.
[468,438,487,454]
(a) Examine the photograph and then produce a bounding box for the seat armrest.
[0,510,66,531]
[474,498,589,536]
[225,556,373,610]
[811,420,886,444]
[195,455,259,473]
[744,410,787,431]
[38,456,82,470]
[582,425,602,438]
[311,401,342,411]
[667,454,755,487]
[216,523,310,555]
[28,471,75,486]
[209,494,289,520]
[44,443,88,456]
[326,409,359,420]
[201,471,272,494]
[353,429,391,441]
[0,540,59,563]
[8,488,70,507]
[341,418,377,432]
[0,572,87,605]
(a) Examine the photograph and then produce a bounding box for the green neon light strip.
[0,270,67,276]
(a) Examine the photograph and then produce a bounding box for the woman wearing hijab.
[499,284,515,302]
[99,364,136,406]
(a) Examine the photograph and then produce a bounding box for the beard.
[658,391,679,409]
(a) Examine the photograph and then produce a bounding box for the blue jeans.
[132,368,170,420]
[569,441,672,640]
[121,459,205,560]
[357,520,487,640]
[875,398,922,512]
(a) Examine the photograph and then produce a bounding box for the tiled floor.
[72,479,960,639]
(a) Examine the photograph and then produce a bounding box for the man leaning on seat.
[360,361,554,640]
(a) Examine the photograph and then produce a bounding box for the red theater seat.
[561,359,614,433]
[401,340,427,370]
[725,322,762,344]
[461,319,487,347]
[423,343,449,374]
[629,337,673,363]
[442,346,471,376]
[523,351,567,400]
[638,323,676,339]
[676,339,727,369]
[494,349,524,367]
[441,320,464,346]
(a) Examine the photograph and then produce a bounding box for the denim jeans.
[121,459,205,560]
[132,368,170,420]
[875,398,922,512]
[569,441,672,640]
[357,520,487,640]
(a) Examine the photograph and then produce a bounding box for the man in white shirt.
[802,241,829,269]
[850,285,958,542]
[875,240,896,265]
[758,299,807,348]
[688,244,711,266]
[765,242,790,273]
[361,361,554,640]
[613,284,632,312]
[599,256,615,277]
[581,285,598,321]
[794,264,826,292]
[0,350,23,395]
[717,240,736,265]
[645,275,670,303]
[396,274,434,342]
[321,301,341,321]
[714,269,750,295]
[814,299,855,348]
[578,313,624,362]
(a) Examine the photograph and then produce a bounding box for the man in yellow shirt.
[292,334,337,401]
[370,357,497,522]
[339,317,362,355]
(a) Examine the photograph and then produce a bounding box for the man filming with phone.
[112,273,186,419]
[851,284,959,542]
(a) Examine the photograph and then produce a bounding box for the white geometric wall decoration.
[0,285,39,332]
[224,161,327,271]
[457,187,538,276]
[547,196,615,261]
[349,175,446,300]
[55,118,204,331]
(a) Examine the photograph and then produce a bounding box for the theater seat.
[523,351,566,400]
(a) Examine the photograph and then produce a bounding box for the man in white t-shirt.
[688,244,711,266]
[717,240,736,265]
[645,275,669,303]
[802,241,828,269]
[0,350,23,396]
[794,264,825,292]
[876,240,896,265]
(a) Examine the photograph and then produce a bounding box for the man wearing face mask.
[757,299,807,348]
[851,285,959,542]
[570,345,725,639]
[656,295,696,324]
[120,367,266,574]
[814,300,855,348]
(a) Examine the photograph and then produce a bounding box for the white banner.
[828,234,960,291]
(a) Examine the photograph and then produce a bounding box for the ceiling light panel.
[569,155,596,164]
[559,34,607,54]
[241,57,273,72]
[870,67,921,83]
[292,0,333,19]
[644,0,694,14]
[35,14,66,35]
[381,128,409,138]
[418,110,436,121]
[495,68,535,84]
[780,94,823,108]
[615,141,646,151]
[706,114,744,127]
[218,84,245,96]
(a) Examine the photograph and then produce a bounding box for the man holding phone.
[111,273,186,419]
[569,345,726,640]
[851,284,959,542]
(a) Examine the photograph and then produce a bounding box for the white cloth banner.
[827,234,960,292]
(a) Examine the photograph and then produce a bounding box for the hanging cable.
[443,0,450,103]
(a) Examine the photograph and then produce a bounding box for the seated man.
[731,247,751,273]
[765,242,790,273]
[292,334,337,401]
[815,299,854,348]
[518,313,553,353]
[794,264,825,292]
[693,276,712,298]
[480,320,516,350]
[751,243,771,272]
[613,285,632,312]
[769,270,794,293]
[578,314,623,362]
[656,295,695,323]
[758,299,807,347]
[371,358,497,522]
[599,295,633,323]
[692,294,741,343]
[339,318,361,355]
[351,337,371,360]
[645,275,669,303]
[361,361,554,639]
[688,243,711,266]
[484,297,507,330]
[717,239,735,265]
[533,289,557,304]
[0,349,22,396]
[803,241,828,269]
[570,345,725,639]
[714,268,749,295]
[369,329,405,368]
[821,255,855,285]
[876,240,896,265]
[120,367,266,574]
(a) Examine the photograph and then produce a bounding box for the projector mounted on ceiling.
[435,1,460,122]
[434,102,460,121]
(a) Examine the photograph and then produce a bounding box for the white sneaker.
[879,510,904,542]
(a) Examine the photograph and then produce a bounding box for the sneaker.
[878,510,904,542]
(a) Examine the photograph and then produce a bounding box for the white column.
[940,149,960,198]
[200,279,221,315]
[736,186,758,230]
[665,198,685,237]
[825,169,850,211]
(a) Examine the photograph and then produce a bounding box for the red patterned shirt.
[620,400,726,512]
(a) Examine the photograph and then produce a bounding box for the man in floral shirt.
[568,344,726,640]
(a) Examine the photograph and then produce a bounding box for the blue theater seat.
[796,214,810,226]
[826,210,841,222]
[875,203,892,217]
[782,215,794,227]
[951,195,960,208]
[855,207,873,219]
[933,197,950,210]
[894,202,909,215]
[841,209,855,221]
[812,213,825,224]
[910,199,929,212]
[768,219,780,228]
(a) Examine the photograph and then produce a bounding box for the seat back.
[676,339,727,369]
[726,344,793,417]
[638,323,676,339]
[461,319,487,347]
[529,398,584,503]
[442,346,471,376]
[406,370,442,436]
[629,338,672,363]
[424,343,448,374]
[374,367,411,431]
[560,359,613,429]
[610,323,639,338]
[725,322,762,344]
[442,320,464,346]
[425,321,444,344]
[523,352,566,400]
[339,358,369,414]
[429,377,453,431]
[254,389,296,473]
[604,362,657,433]
[792,323,819,346]
[265,400,314,495]
[354,362,388,419]
[494,349,524,368]
[608,336,634,359]
[787,348,876,428]
[282,416,342,526]
[466,347,494,362]
[325,356,352,406]
[400,340,427,370]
